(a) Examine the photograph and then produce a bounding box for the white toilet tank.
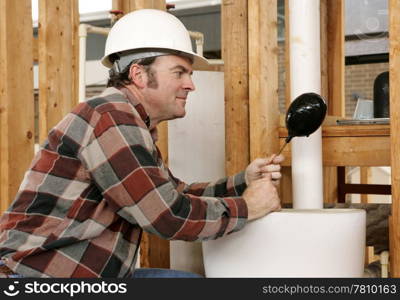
[202,208,366,277]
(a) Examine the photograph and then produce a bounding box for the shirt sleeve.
[79,107,248,242]
[166,167,247,198]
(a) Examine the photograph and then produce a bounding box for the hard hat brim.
[101,49,209,71]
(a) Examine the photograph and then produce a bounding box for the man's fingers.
[252,158,269,167]
[271,180,280,187]
[257,172,272,181]
[251,154,284,169]
[261,164,281,173]
[271,172,282,180]
[271,154,284,164]
[262,172,281,180]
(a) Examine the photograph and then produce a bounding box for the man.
[0,9,283,278]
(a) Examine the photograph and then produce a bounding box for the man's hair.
[107,56,157,88]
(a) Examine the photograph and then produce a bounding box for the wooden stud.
[38,0,78,143]
[70,0,79,108]
[248,0,279,160]
[389,0,400,277]
[280,167,293,205]
[320,0,329,105]
[320,0,345,205]
[284,0,291,109]
[222,0,250,175]
[33,37,39,63]
[0,0,35,212]
[323,167,337,204]
[325,0,345,117]
[112,0,165,12]
[112,0,130,12]
[133,0,165,10]
[360,167,371,203]
[280,0,292,204]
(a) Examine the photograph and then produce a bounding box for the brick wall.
[345,62,389,117]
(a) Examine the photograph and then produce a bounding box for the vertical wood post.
[0,0,35,212]
[222,0,250,175]
[321,0,345,117]
[320,0,344,204]
[71,0,79,108]
[38,0,79,143]
[360,167,371,203]
[284,0,291,109]
[113,0,165,12]
[389,0,400,277]
[281,0,292,204]
[248,0,279,160]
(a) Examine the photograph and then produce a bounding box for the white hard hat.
[102,9,208,70]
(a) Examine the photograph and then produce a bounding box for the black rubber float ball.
[285,92,327,143]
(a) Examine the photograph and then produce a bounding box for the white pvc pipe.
[289,0,324,209]
[380,251,389,278]
[189,31,204,57]
[79,24,88,103]
[78,24,110,103]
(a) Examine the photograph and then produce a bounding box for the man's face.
[141,55,195,123]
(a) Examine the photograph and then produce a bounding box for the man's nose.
[183,76,195,91]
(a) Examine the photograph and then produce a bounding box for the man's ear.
[129,64,146,88]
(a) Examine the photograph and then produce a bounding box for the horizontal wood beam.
[280,135,390,167]
[280,124,390,138]
[341,183,391,195]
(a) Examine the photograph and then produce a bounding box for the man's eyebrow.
[170,65,193,75]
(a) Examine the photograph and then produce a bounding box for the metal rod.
[276,141,288,156]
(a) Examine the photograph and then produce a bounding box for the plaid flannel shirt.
[0,87,248,278]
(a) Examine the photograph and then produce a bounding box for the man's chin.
[167,112,186,121]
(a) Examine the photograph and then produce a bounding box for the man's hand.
[245,154,284,186]
[242,174,281,221]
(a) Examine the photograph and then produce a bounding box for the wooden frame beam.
[320,0,345,204]
[0,0,35,212]
[248,0,279,160]
[389,0,400,277]
[222,0,250,174]
[38,0,79,143]
[320,0,345,117]
[279,124,391,167]
[112,0,165,11]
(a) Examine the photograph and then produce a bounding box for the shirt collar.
[118,87,151,128]
[100,87,157,142]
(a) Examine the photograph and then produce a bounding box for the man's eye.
[175,71,183,77]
